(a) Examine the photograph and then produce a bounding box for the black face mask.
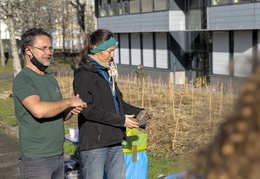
[30,56,49,71]
[28,49,49,72]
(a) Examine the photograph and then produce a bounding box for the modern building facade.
[208,0,260,87]
[0,20,9,40]
[0,20,11,53]
[96,0,260,86]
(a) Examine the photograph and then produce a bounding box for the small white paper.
[65,128,79,143]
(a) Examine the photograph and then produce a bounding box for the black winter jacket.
[73,61,143,151]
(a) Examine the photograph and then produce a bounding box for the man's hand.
[69,94,87,108]
[64,94,87,120]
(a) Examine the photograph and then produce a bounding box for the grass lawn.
[0,58,13,75]
[0,57,192,178]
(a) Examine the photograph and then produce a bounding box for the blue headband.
[90,37,117,54]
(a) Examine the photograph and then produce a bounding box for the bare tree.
[70,0,96,33]
[0,27,5,66]
[70,0,86,33]
[0,0,96,74]
[85,0,96,32]
[0,1,22,76]
[0,0,63,75]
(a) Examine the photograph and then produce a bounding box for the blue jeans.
[80,144,126,179]
[19,154,64,179]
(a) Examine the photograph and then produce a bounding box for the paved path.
[0,123,20,179]
[0,74,13,79]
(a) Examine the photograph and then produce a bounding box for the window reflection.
[155,0,167,11]
[98,0,206,16]
[142,0,153,12]
[110,0,118,16]
[119,0,129,15]
[99,0,108,17]
[130,0,140,14]
[189,0,204,8]
[211,0,252,5]
[122,0,129,14]
[98,0,256,17]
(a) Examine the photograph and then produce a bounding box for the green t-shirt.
[13,67,64,158]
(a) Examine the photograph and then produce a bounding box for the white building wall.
[208,3,260,30]
[0,20,10,39]
[142,33,154,67]
[130,33,141,66]
[212,31,229,75]
[98,11,172,33]
[233,30,252,77]
[119,34,130,65]
[155,33,168,69]
[169,11,186,31]
[113,34,120,63]
[255,3,260,27]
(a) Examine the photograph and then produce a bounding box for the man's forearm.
[22,94,86,119]
[31,99,72,118]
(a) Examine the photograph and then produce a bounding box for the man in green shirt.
[13,28,87,179]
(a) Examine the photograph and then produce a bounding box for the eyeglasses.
[30,45,54,53]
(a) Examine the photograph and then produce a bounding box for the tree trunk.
[62,1,67,64]
[0,35,5,66]
[8,18,21,76]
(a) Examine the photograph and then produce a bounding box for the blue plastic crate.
[165,171,188,179]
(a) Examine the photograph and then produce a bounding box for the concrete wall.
[212,31,230,75]
[208,3,260,30]
[210,75,247,91]
[117,65,188,84]
[98,10,186,33]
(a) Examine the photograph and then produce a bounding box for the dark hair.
[20,27,52,55]
[191,64,260,179]
[79,29,114,65]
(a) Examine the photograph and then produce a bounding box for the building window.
[211,0,251,5]
[154,0,167,11]
[130,0,140,14]
[142,0,153,13]
[98,0,171,17]
[119,0,129,15]
[99,0,108,17]
[189,0,205,8]
[211,0,231,5]
[110,0,119,16]
[233,0,252,3]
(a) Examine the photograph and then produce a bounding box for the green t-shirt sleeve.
[13,74,39,102]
